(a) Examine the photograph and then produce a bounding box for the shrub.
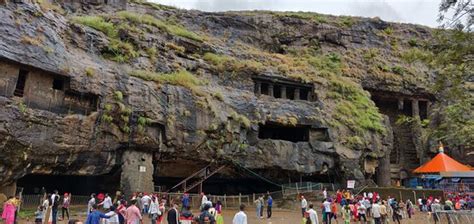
[383,27,394,35]
[85,67,95,77]
[400,48,430,64]
[71,16,117,38]
[213,92,224,101]
[103,39,139,62]
[391,66,404,75]
[114,91,123,101]
[363,48,379,61]
[408,38,418,47]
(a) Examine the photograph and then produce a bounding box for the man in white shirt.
[200,192,208,210]
[233,204,247,224]
[323,188,327,199]
[307,204,319,224]
[100,194,113,211]
[301,195,308,217]
[87,194,96,215]
[372,201,382,224]
[322,198,331,223]
[140,194,151,214]
[103,206,119,224]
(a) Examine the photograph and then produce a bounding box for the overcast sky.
[149,0,442,27]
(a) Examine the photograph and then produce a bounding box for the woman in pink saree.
[2,197,16,224]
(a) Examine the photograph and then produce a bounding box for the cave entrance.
[155,176,280,195]
[258,123,310,142]
[402,99,412,116]
[419,101,428,120]
[14,69,28,97]
[17,172,120,195]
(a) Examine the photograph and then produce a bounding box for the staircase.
[168,163,226,193]
[395,124,419,170]
[390,164,401,179]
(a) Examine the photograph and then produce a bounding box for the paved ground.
[16,206,435,224]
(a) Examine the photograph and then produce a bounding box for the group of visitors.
[299,188,474,224]
[253,194,273,219]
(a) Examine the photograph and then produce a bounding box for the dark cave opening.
[258,123,310,142]
[17,171,120,195]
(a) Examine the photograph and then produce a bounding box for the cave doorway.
[258,123,310,142]
[17,172,120,195]
[14,69,28,97]
[419,101,428,120]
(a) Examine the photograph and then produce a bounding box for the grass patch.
[20,36,42,46]
[400,48,431,64]
[165,42,185,53]
[102,39,139,63]
[129,70,202,88]
[117,11,202,42]
[329,76,385,134]
[203,53,264,74]
[71,16,117,38]
[338,16,355,27]
[273,11,327,23]
[35,0,64,14]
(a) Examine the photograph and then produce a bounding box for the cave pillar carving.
[255,81,261,96]
[281,86,286,99]
[412,99,419,118]
[268,84,274,97]
[398,98,404,110]
[120,150,154,197]
[294,88,300,100]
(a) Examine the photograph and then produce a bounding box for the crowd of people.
[299,188,474,224]
[1,190,248,224]
[3,188,474,224]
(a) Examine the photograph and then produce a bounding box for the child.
[34,206,44,224]
[342,205,351,224]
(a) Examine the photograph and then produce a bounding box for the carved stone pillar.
[398,98,404,110]
[281,86,286,99]
[121,151,154,198]
[412,99,419,118]
[255,81,261,95]
[268,84,274,97]
[294,88,300,100]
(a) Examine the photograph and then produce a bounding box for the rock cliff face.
[0,1,438,195]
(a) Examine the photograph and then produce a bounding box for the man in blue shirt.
[181,193,190,211]
[267,195,273,219]
[85,204,114,224]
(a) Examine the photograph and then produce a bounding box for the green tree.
[428,29,473,149]
[438,0,473,31]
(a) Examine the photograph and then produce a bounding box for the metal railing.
[431,210,474,224]
[21,195,91,208]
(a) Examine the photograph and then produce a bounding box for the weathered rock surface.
[0,1,439,193]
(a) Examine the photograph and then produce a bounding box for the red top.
[413,152,472,173]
